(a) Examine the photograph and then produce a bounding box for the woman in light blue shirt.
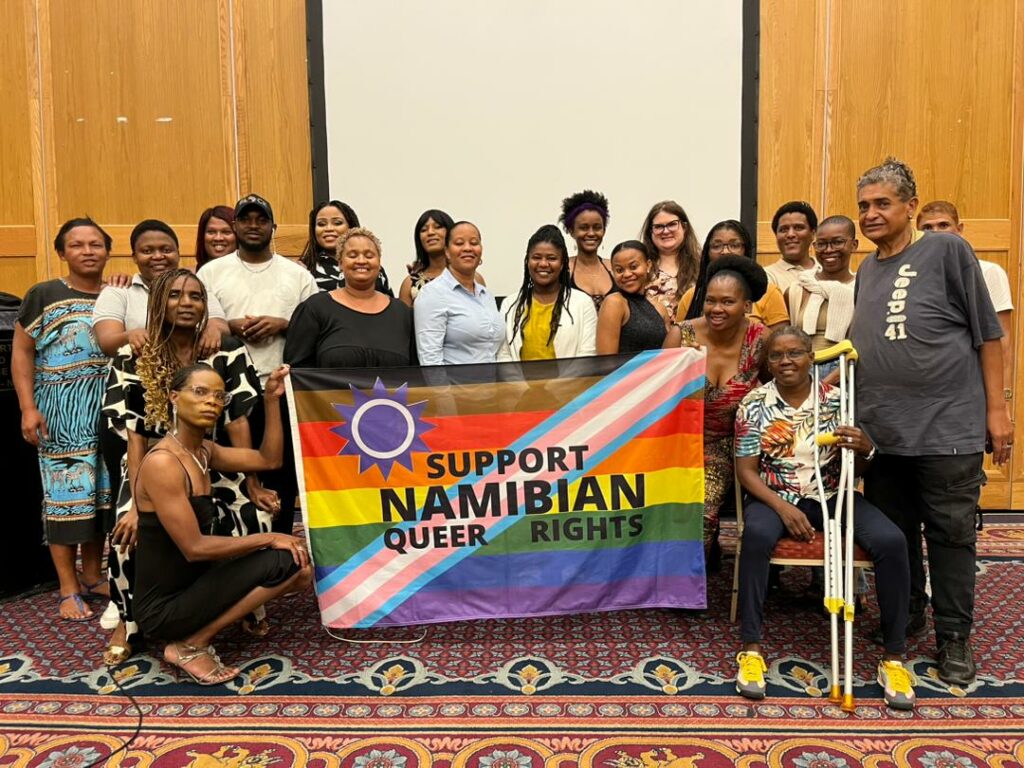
[414,221,505,365]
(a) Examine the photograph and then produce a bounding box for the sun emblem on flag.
[331,378,434,478]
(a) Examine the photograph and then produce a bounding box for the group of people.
[11,157,1012,706]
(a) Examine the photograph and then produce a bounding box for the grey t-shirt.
[850,232,1002,456]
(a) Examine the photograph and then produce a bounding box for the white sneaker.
[99,600,119,630]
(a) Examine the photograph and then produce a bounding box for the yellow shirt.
[675,282,789,327]
[520,299,557,360]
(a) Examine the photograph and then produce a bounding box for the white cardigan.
[498,288,598,361]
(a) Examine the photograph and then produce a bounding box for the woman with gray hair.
[849,156,1011,687]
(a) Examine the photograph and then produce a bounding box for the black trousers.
[863,453,985,643]
[738,493,910,656]
[247,396,299,535]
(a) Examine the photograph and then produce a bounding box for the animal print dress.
[101,336,268,644]
[17,279,112,544]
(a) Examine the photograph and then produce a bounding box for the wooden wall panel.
[0,0,34,227]
[826,0,1015,220]
[758,0,1024,508]
[233,0,313,229]
[757,0,828,217]
[46,1,235,224]
[0,0,311,300]
[1,0,37,297]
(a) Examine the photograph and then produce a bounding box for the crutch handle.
[816,433,842,446]
[814,340,858,364]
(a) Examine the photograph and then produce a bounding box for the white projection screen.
[311,0,753,297]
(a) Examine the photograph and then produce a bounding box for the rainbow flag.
[286,347,706,628]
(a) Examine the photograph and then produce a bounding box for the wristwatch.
[862,445,877,461]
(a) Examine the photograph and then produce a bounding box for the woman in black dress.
[102,268,274,665]
[285,228,416,368]
[134,363,310,685]
[596,241,671,354]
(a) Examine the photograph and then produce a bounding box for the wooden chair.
[729,473,871,622]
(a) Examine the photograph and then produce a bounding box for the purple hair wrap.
[565,202,608,229]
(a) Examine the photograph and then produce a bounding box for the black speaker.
[0,292,56,598]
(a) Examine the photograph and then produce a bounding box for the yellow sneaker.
[877,659,915,710]
[736,651,768,700]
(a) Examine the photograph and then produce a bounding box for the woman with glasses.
[132,363,311,685]
[665,256,769,562]
[676,220,789,330]
[101,268,270,666]
[787,216,857,370]
[639,201,703,317]
[732,325,913,710]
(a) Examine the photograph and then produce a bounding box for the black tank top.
[134,450,219,617]
[570,258,615,309]
[619,291,666,352]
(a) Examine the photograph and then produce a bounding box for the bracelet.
[862,445,877,461]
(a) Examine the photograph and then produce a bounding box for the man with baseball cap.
[198,194,317,533]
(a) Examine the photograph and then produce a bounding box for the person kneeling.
[732,326,914,710]
[133,363,312,685]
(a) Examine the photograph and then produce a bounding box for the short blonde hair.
[335,227,382,259]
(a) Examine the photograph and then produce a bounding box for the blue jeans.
[738,492,910,655]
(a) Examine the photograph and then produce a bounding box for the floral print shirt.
[645,267,680,318]
[734,379,841,504]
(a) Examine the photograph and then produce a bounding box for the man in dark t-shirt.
[850,158,1012,687]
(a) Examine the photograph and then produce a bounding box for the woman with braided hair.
[498,225,597,361]
[101,268,271,665]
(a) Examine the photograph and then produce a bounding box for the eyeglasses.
[652,219,683,234]
[177,385,233,405]
[767,350,810,363]
[709,240,745,254]
[813,238,850,252]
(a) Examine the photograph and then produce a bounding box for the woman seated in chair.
[133,363,311,685]
[732,326,914,710]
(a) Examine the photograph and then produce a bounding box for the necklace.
[170,431,209,474]
[236,254,274,274]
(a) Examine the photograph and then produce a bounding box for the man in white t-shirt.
[197,195,317,382]
[198,194,317,534]
[765,201,820,295]
[916,201,1013,409]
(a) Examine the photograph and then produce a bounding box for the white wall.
[322,0,744,297]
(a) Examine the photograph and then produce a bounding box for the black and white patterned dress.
[101,336,266,643]
[309,249,394,296]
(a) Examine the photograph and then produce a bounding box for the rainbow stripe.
[287,348,706,628]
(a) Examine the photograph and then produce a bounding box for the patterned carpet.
[1,523,1022,766]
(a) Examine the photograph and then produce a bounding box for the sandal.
[78,578,110,601]
[165,642,238,686]
[103,623,133,666]
[58,593,94,622]
[103,644,132,667]
[241,616,271,638]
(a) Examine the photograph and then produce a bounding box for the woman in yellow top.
[676,220,788,330]
[498,225,598,361]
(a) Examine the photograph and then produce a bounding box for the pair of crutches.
[811,340,858,712]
